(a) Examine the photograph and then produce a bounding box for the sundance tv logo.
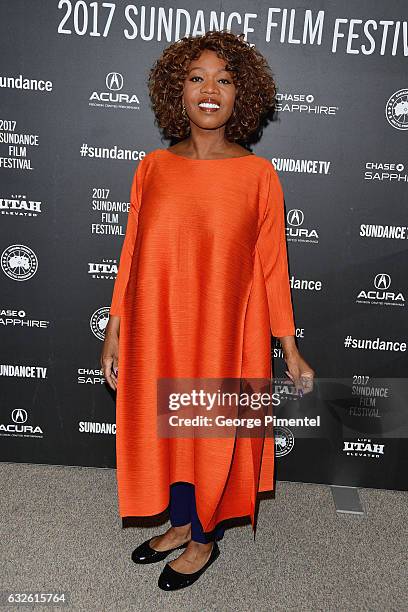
[89,72,140,110]
[272,157,331,175]
[385,89,408,131]
[356,273,405,307]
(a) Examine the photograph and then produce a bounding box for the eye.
[189,76,232,84]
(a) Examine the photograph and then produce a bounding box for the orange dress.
[109,148,295,533]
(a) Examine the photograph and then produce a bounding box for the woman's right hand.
[101,315,120,391]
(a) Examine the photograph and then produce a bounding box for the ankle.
[169,525,191,540]
[188,540,213,551]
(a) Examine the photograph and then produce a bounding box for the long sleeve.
[109,160,144,317]
[255,164,296,338]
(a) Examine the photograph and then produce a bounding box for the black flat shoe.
[131,537,188,565]
[158,541,220,590]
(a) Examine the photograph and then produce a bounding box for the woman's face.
[182,49,237,131]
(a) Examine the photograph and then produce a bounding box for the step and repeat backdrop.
[1,1,407,492]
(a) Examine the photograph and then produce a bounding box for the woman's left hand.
[284,350,315,396]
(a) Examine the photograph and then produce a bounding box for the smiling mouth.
[198,101,220,112]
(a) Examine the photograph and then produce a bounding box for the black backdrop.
[1,1,407,491]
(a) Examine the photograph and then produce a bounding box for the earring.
[182,103,187,117]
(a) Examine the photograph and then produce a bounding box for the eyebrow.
[187,66,231,74]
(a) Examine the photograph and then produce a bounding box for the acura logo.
[287,209,304,226]
[106,72,123,91]
[374,273,391,290]
[12,408,28,423]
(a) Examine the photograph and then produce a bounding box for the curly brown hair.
[147,29,277,143]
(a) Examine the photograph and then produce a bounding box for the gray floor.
[1,462,407,611]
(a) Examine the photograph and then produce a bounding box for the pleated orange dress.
[109,147,295,533]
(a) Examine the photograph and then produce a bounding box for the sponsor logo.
[359,224,407,240]
[276,92,338,116]
[1,245,38,281]
[89,72,140,110]
[0,194,43,216]
[77,367,106,385]
[0,74,52,92]
[274,425,295,457]
[343,438,384,458]
[272,157,331,174]
[78,421,116,434]
[88,260,118,280]
[0,409,44,438]
[364,161,407,182]
[0,308,50,329]
[290,275,322,291]
[90,307,110,340]
[356,273,405,307]
[286,209,319,244]
[385,89,408,130]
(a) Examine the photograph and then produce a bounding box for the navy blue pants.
[169,482,225,543]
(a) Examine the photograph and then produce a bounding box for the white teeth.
[199,102,220,109]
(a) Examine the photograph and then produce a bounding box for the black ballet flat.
[158,541,220,590]
[131,537,188,565]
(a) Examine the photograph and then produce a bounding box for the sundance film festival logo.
[385,88,408,130]
[1,244,38,281]
[90,307,110,340]
[89,72,140,110]
[286,209,319,244]
[0,194,43,216]
[356,273,405,307]
[275,92,338,116]
[0,74,52,92]
[0,408,44,438]
[274,425,295,457]
[290,275,322,292]
[343,438,384,458]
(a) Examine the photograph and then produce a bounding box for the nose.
[200,77,220,94]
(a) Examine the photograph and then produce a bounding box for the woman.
[101,30,314,591]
